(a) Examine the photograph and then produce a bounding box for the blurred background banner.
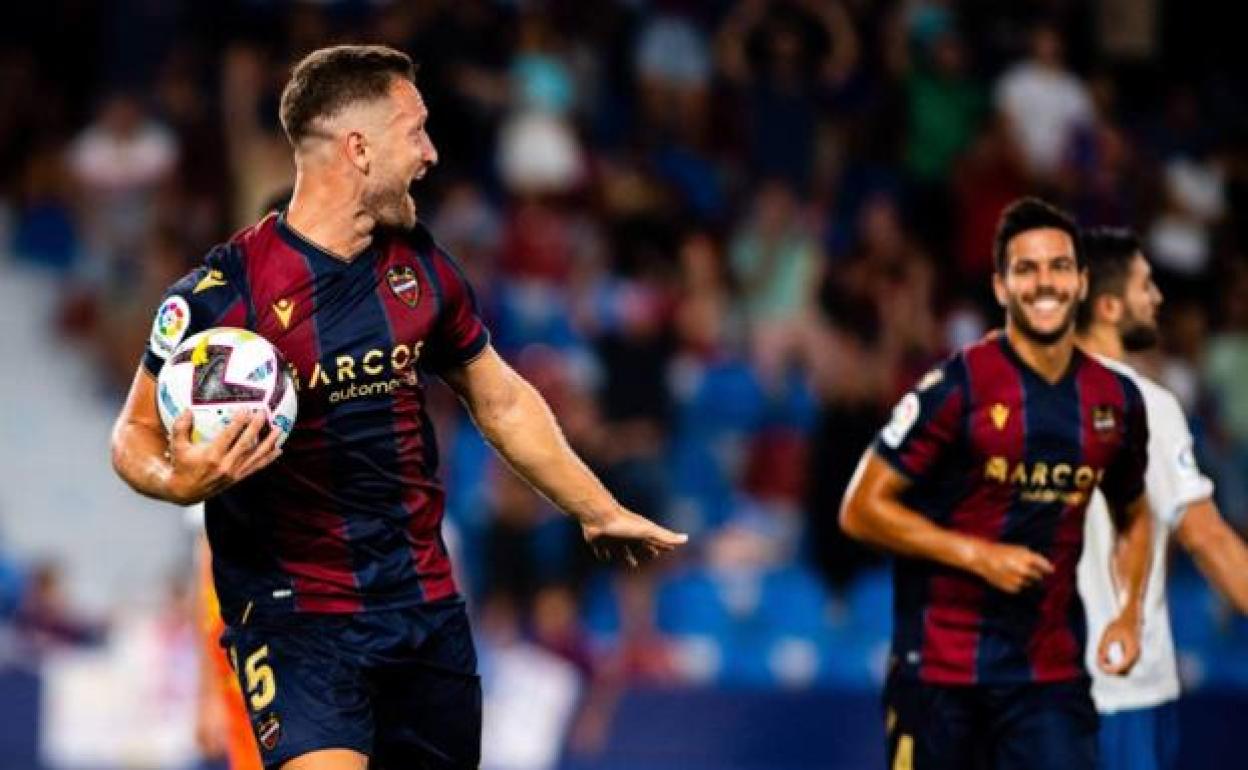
[1,1,1246,768]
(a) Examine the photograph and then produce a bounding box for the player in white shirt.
[1075,227,1248,770]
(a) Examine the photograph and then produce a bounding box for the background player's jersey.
[1078,357,1214,713]
[143,213,489,617]
[873,334,1148,685]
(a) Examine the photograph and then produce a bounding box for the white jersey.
[1077,356,1214,713]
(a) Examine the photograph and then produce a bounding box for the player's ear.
[1077,267,1089,302]
[345,129,370,174]
[1096,293,1122,325]
[992,270,1008,307]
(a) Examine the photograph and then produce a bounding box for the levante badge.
[258,712,282,751]
[387,265,420,308]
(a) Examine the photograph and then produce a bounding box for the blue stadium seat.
[1169,574,1221,650]
[847,567,894,642]
[655,567,738,637]
[755,565,835,637]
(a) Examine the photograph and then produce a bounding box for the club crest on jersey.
[258,713,282,751]
[990,403,1010,431]
[1092,405,1116,433]
[387,266,420,308]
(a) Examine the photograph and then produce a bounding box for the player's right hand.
[970,540,1054,594]
[167,410,283,505]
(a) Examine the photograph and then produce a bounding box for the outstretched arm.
[440,346,687,564]
[1175,498,1248,613]
[840,450,1054,593]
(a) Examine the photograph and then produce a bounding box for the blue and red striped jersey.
[142,213,489,617]
[872,333,1147,685]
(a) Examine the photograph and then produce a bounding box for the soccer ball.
[155,327,298,446]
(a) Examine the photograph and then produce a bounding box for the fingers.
[1097,627,1139,675]
[234,423,284,479]
[587,539,648,569]
[585,509,688,565]
[1028,551,1055,576]
[171,410,194,443]
[222,411,268,464]
[1019,555,1051,586]
[1098,636,1129,675]
[207,409,255,455]
[989,548,1053,593]
[648,525,689,550]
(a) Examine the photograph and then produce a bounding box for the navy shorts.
[221,600,481,770]
[883,671,1098,770]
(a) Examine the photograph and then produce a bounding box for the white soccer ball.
[155,327,298,446]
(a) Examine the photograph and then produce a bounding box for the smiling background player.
[841,198,1153,770]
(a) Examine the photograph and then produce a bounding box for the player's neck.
[1004,323,1075,384]
[284,175,376,262]
[1075,324,1125,364]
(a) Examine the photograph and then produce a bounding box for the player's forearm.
[1178,500,1248,613]
[110,420,185,504]
[1114,497,1153,619]
[841,493,981,575]
[471,374,617,524]
[1194,537,1248,614]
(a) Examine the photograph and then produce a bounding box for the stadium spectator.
[994,21,1093,185]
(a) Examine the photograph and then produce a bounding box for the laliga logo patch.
[258,713,282,751]
[387,265,420,308]
[882,392,920,449]
[150,296,190,359]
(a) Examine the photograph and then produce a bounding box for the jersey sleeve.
[141,245,246,377]
[872,355,967,480]
[1145,386,1215,530]
[421,243,491,373]
[1099,377,1149,512]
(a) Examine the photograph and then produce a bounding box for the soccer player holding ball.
[111,45,686,770]
[840,198,1154,770]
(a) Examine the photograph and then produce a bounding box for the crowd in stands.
[2,0,1247,708]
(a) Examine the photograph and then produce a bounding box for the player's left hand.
[580,507,688,567]
[1097,609,1142,676]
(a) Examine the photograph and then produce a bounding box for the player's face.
[994,227,1086,345]
[1119,252,1163,351]
[364,79,438,229]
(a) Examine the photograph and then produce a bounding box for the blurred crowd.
[2,0,1248,732]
